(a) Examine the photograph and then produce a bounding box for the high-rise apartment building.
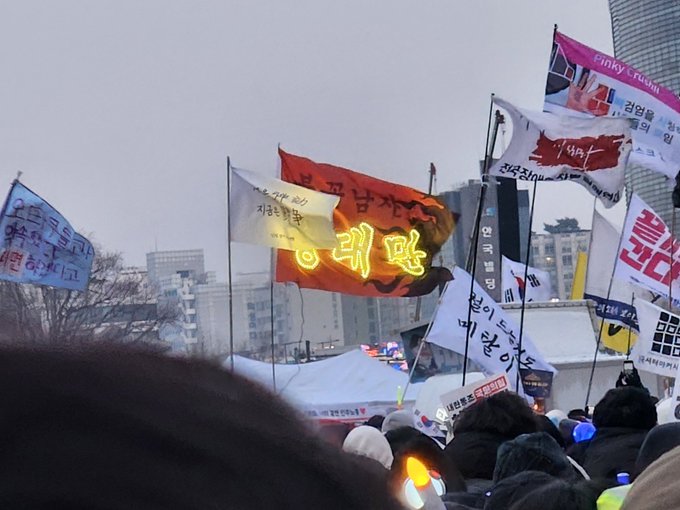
[146,250,205,283]
[609,0,680,225]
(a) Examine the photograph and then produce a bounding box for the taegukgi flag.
[0,181,95,291]
[615,194,680,302]
[501,255,553,303]
[426,266,556,392]
[489,97,632,208]
[631,299,680,377]
[229,167,340,251]
[545,30,680,179]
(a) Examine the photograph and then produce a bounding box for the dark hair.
[390,435,466,493]
[507,479,606,510]
[536,414,566,449]
[365,415,385,430]
[568,409,589,422]
[593,387,657,431]
[0,345,403,509]
[484,471,556,510]
[454,391,539,439]
[384,426,426,455]
[635,423,680,478]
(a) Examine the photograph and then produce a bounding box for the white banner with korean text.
[426,266,556,391]
[440,373,510,422]
[230,167,339,251]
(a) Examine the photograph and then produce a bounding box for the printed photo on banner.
[275,149,457,297]
[545,31,680,179]
[400,323,470,383]
[489,98,631,208]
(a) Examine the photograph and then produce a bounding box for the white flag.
[229,167,339,250]
[585,211,638,330]
[490,98,632,208]
[426,266,556,390]
[632,299,680,377]
[501,256,552,303]
[615,194,680,301]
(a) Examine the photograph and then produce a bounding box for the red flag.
[275,149,456,297]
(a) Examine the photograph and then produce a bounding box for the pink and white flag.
[489,98,632,208]
[545,31,680,179]
[615,194,680,300]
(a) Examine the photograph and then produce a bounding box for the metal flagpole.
[226,157,235,371]
[270,249,277,391]
[515,182,538,391]
[414,162,437,322]
[626,293,636,357]
[670,209,676,312]
[584,200,631,407]
[463,95,500,386]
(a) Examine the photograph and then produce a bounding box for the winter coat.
[576,427,648,480]
[444,431,507,481]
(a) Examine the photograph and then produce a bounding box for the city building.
[531,228,590,300]
[146,250,205,283]
[609,0,680,225]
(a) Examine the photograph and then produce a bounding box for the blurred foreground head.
[0,345,402,510]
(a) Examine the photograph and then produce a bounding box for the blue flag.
[0,181,95,291]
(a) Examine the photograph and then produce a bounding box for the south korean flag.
[502,256,553,304]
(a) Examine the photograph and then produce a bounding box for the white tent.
[226,349,422,422]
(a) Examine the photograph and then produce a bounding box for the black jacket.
[444,431,508,481]
[573,427,649,479]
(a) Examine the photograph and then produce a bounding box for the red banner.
[275,149,456,297]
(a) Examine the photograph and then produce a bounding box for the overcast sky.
[0,1,619,279]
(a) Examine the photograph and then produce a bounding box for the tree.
[544,217,581,234]
[0,250,178,346]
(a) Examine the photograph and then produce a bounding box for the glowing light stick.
[402,457,446,510]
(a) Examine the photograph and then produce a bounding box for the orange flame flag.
[275,149,456,297]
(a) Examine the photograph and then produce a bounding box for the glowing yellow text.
[383,229,426,276]
[331,222,375,279]
[295,249,320,270]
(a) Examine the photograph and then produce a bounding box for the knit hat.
[493,432,574,482]
[343,425,394,469]
[621,445,680,510]
[635,423,680,477]
[484,471,556,510]
[381,410,414,433]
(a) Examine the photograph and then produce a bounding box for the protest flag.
[489,97,632,208]
[229,166,339,251]
[545,30,680,179]
[275,149,456,297]
[425,266,556,391]
[501,255,552,303]
[0,181,94,291]
[631,299,680,377]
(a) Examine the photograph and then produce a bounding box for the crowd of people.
[2,343,679,509]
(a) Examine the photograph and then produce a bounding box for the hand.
[566,72,601,113]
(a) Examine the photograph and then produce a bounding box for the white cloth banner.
[426,266,556,390]
[545,31,680,179]
[230,167,339,250]
[631,299,680,377]
[501,255,553,303]
[440,373,510,421]
[615,194,680,301]
[490,98,632,208]
[585,211,638,330]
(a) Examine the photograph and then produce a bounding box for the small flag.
[501,255,553,303]
[229,167,339,251]
[0,181,94,291]
[426,266,556,389]
[545,30,680,179]
[490,97,632,208]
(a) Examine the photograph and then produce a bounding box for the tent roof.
[227,349,421,407]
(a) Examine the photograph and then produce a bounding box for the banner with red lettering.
[275,149,456,297]
[489,98,632,208]
[545,31,680,179]
[616,194,680,299]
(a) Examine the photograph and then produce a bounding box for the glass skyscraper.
[609,0,680,225]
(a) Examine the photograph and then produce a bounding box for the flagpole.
[463,94,498,386]
[414,162,437,322]
[670,208,676,313]
[515,182,538,391]
[584,200,631,407]
[626,293,636,357]
[270,251,277,392]
[226,157,235,371]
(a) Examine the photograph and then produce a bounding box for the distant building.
[531,229,590,300]
[146,249,205,283]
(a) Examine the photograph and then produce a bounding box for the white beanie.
[342,425,394,469]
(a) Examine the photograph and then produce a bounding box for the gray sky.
[0,0,619,279]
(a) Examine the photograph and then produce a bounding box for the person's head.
[391,435,466,493]
[508,479,606,510]
[342,425,394,469]
[536,414,566,449]
[384,426,425,455]
[382,410,415,434]
[568,409,589,422]
[558,418,580,448]
[484,471,556,510]
[0,345,403,510]
[493,432,575,482]
[453,391,539,439]
[365,415,385,430]
[634,423,680,478]
[621,446,680,510]
[593,387,657,431]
